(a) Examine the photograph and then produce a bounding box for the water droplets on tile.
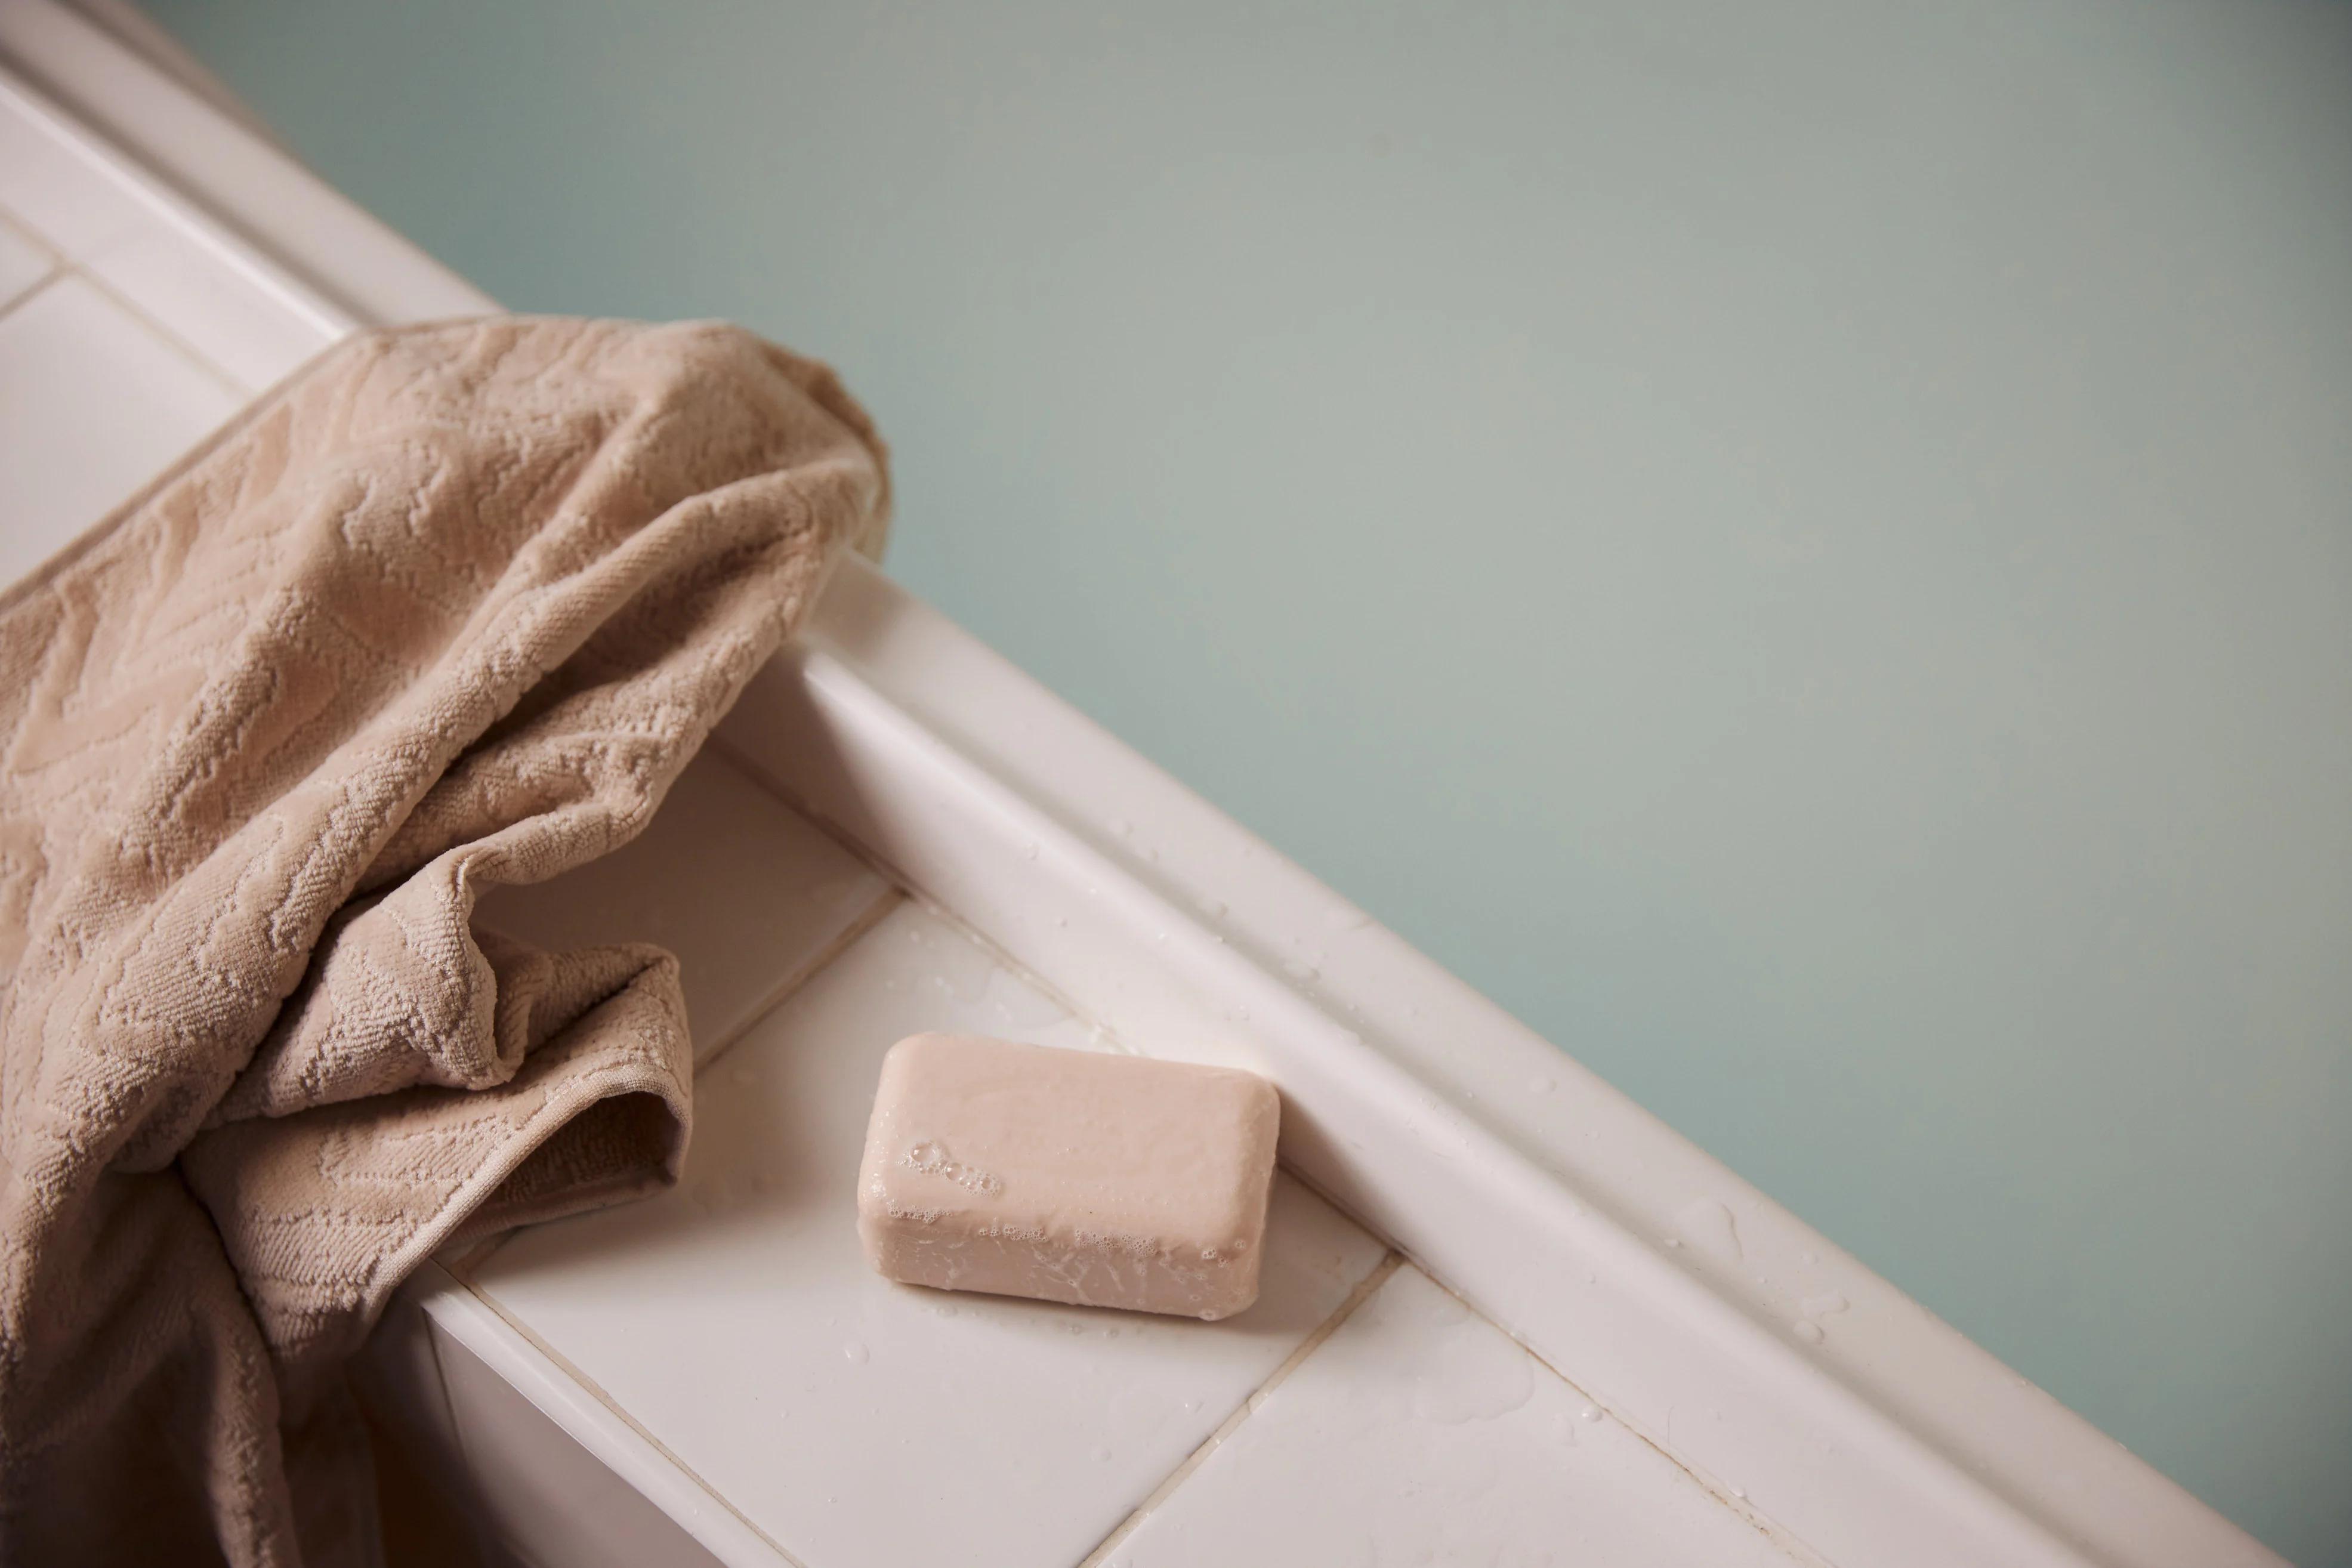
[1674,1197,1743,1263]
[470,899,1389,1568]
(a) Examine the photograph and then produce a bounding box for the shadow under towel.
[0,317,890,1567]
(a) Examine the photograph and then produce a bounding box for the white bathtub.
[0,7,2282,1565]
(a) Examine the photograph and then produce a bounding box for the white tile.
[0,85,151,263]
[84,224,339,393]
[474,751,894,1063]
[429,1322,731,1568]
[0,212,55,311]
[468,900,1389,1568]
[0,85,339,393]
[0,273,237,588]
[1109,1264,1800,1568]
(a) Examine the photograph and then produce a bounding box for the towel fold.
[0,316,889,1567]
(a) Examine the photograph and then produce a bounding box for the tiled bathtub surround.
[465,900,1391,1568]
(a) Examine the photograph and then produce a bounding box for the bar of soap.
[857,1033,1281,1320]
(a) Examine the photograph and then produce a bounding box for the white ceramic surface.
[0,211,54,310]
[0,69,153,259]
[1106,1264,1804,1568]
[430,1325,730,1568]
[75,206,330,390]
[0,20,2286,1565]
[0,70,337,392]
[0,1,483,329]
[474,749,895,1064]
[0,272,237,582]
[465,899,1391,1568]
[726,590,2179,1568]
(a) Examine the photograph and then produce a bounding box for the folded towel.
[0,317,889,1567]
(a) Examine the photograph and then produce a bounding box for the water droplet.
[1664,1237,1684,1249]
[1199,897,1227,918]
[1732,1487,1748,1501]
[912,925,1001,1004]
[1802,1292,1850,1318]
[1529,1075,1555,1094]
[1326,907,1373,931]
[1283,959,1319,981]
[1416,1288,1473,1328]
[1578,1403,1601,1423]
[1792,1320,1825,1345]
[1110,819,1132,836]
[1021,841,1039,860]
[986,968,1070,1029]
[1412,1326,1533,1422]
[1095,1447,1113,1462]
[842,1341,869,1365]
[1674,1198,1743,1263]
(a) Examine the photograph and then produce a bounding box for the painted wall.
[141,2,2352,1560]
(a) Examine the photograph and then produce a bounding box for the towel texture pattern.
[0,317,888,1566]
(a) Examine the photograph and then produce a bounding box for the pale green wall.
[144,2,2352,1560]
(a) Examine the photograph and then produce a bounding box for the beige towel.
[0,317,889,1567]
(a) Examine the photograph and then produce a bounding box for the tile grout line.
[708,732,885,877]
[900,882,1119,1048]
[1072,1250,1406,1568]
[474,744,1437,1564]
[712,700,1707,1483]
[0,74,1832,1555]
[709,729,1125,1051]
[0,192,63,260]
[448,1270,814,1568]
[446,862,1398,1568]
[0,196,63,319]
[0,69,360,341]
[452,881,905,1280]
[692,882,905,1079]
[0,264,59,328]
[64,249,251,397]
[0,175,257,397]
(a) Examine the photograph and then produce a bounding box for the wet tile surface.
[469,900,1388,1568]
[1110,1264,1801,1568]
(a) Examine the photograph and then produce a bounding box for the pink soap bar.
[857,1033,1281,1320]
